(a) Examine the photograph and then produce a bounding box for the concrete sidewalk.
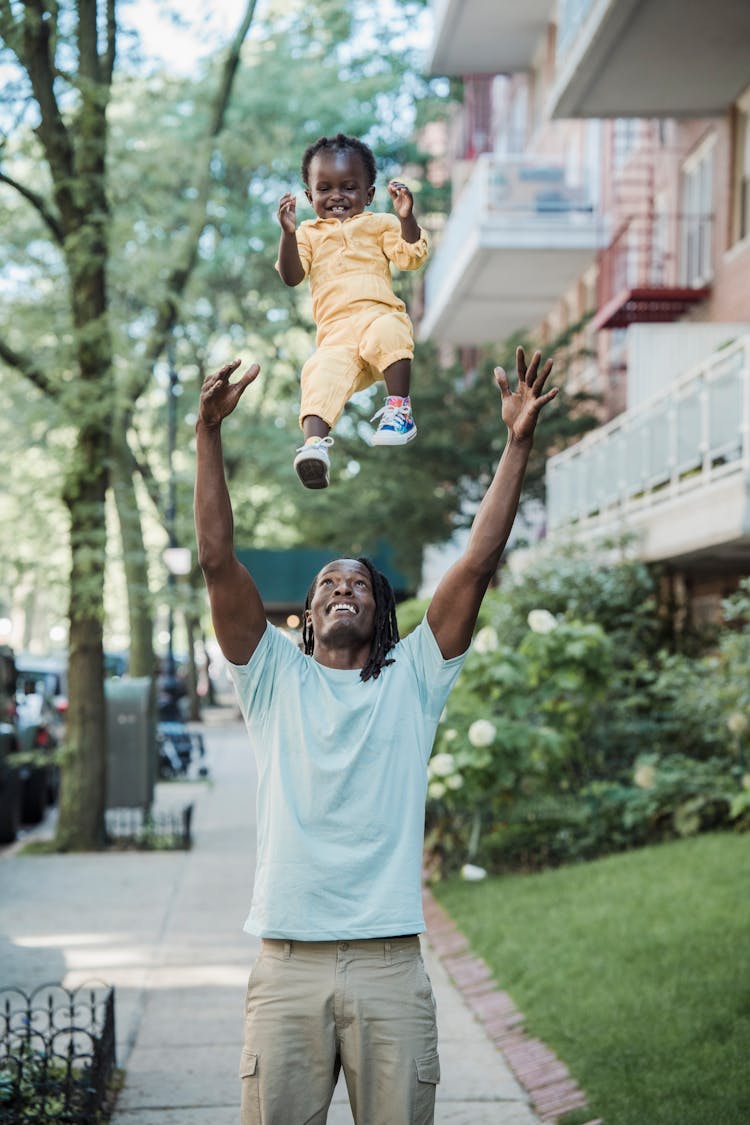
[0,713,542,1125]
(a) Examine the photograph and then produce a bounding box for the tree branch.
[0,0,21,54]
[103,0,116,84]
[21,0,77,226]
[132,0,259,398]
[0,334,58,398]
[77,0,99,82]
[0,170,64,243]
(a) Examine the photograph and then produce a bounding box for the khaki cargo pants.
[239,935,440,1124]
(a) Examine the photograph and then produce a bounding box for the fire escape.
[593,122,712,330]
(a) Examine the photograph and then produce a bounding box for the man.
[194,347,557,1125]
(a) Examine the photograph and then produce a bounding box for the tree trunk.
[110,427,156,680]
[56,434,109,850]
[184,610,201,721]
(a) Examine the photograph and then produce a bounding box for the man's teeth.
[333,604,356,613]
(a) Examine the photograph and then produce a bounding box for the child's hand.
[388,181,414,220]
[278,193,298,234]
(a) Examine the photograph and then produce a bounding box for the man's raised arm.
[427,347,558,659]
[194,360,267,666]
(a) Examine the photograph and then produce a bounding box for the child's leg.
[382,358,411,399]
[360,312,417,445]
[302,415,331,441]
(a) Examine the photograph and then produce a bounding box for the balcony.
[419,154,603,346]
[545,335,750,572]
[593,212,712,330]
[550,0,750,118]
[426,0,552,76]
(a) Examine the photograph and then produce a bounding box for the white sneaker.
[293,436,334,489]
[370,398,417,446]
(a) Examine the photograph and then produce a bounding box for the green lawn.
[434,832,750,1125]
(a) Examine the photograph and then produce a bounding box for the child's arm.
[388,180,420,244]
[277,193,305,286]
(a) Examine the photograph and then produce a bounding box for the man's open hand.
[496,347,558,443]
[197,360,260,429]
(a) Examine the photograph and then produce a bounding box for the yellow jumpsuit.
[283,211,429,428]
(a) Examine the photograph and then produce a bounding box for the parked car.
[15,654,68,734]
[0,645,21,844]
[16,687,60,815]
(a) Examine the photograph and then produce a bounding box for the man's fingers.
[530,357,554,392]
[239,363,261,387]
[211,359,241,382]
[494,366,510,395]
[516,346,529,382]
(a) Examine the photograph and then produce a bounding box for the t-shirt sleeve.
[274,222,313,279]
[398,616,467,721]
[379,214,429,271]
[225,623,302,728]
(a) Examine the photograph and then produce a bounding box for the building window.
[680,137,715,286]
[732,88,750,245]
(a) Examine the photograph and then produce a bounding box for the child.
[277,133,428,489]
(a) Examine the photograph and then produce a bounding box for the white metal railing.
[424,153,596,310]
[556,0,597,59]
[546,335,750,529]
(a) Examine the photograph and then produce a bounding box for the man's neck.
[311,640,371,671]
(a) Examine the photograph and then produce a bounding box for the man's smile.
[328,601,358,615]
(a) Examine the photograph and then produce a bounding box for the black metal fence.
[0,981,116,1124]
[105,803,193,849]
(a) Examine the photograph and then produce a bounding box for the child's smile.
[305,150,375,222]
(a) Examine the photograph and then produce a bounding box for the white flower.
[444,728,458,742]
[428,781,446,800]
[428,752,456,778]
[460,863,487,882]
[527,608,558,634]
[634,763,656,789]
[446,774,464,790]
[468,719,496,748]
[474,626,499,654]
[727,711,748,736]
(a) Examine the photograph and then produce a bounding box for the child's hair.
[301,133,377,190]
[302,556,399,682]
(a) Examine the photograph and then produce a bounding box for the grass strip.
[434,832,750,1125]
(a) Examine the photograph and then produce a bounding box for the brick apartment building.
[419,0,750,624]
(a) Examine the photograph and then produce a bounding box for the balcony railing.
[546,335,750,531]
[424,153,598,312]
[594,212,712,329]
[556,0,596,59]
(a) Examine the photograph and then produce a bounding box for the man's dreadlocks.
[301,557,399,682]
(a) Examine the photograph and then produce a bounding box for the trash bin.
[105,678,156,809]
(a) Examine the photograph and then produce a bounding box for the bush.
[425,556,750,876]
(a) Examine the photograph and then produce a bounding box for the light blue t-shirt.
[228,617,466,940]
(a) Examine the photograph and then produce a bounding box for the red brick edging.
[423,888,603,1125]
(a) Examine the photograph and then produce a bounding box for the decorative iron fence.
[105,803,193,850]
[0,981,116,1124]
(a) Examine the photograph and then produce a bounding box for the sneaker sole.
[294,459,329,489]
[371,427,418,447]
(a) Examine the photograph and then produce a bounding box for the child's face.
[305,149,375,222]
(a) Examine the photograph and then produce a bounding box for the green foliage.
[395,596,430,638]
[426,551,750,874]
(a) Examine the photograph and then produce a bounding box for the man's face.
[305,149,375,222]
[306,560,376,649]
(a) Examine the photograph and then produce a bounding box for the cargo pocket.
[239,1049,260,1125]
[414,1052,440,1124]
